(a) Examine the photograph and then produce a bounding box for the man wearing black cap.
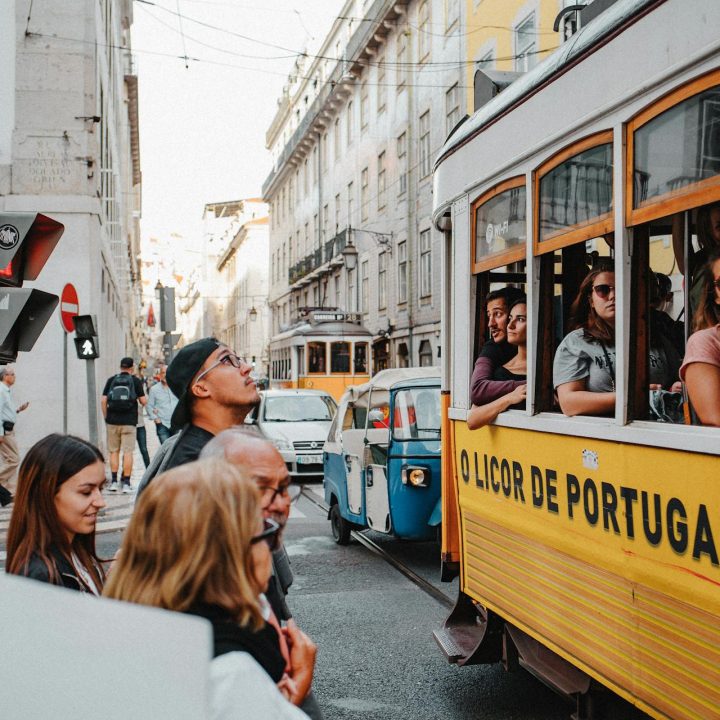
[101,357,147,493]
[137,338,260,494]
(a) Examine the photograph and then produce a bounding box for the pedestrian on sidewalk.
[101,357,147,493]
[137,338,259,494]
[145,364,177,444]
[5,434,106,594]
[0,366,29,504]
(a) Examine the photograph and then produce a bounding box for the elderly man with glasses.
[137,337,261,495]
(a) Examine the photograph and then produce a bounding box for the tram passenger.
[469,287,525,406]
[680,250,720,426]
[5,434,106,594]
[554,265,681,417]
[105,459,313,720]
[468,298,527,429]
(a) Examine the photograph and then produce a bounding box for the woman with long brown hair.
[6,434,106,594]
[104,459,312,719]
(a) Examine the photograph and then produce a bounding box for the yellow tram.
[268,309,372,401]
[432,1,720,718]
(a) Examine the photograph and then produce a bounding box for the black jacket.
[23,546,97,593]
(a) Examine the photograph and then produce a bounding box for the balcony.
[288,229,349,286]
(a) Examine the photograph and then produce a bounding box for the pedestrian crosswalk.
[289,483,325,519]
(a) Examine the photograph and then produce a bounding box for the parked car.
[323,367,442,544]
[245,389,338,478]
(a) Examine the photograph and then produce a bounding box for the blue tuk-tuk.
[323,367,442,544]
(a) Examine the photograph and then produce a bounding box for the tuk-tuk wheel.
[330,503,351,545]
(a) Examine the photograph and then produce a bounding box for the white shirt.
[208,652,310,720]
[0,383,16,433]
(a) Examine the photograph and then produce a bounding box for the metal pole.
[86,358,98,446]
[63,332,68,433]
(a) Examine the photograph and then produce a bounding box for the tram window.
[297,347,305,377]
[308,342,326,373]
[354,342,368,373]
[331,342,350,373]
[535,132,613,255]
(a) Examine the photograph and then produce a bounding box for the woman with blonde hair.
[6,434,106,594]
[104,458,312,719]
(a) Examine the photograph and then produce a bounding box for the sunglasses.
[592,284,615,299]
[259,483,301,508]
[194,352,248,385]
[251,517,281,552]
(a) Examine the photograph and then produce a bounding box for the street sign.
[60,283,79,333]
[74,337,99,359]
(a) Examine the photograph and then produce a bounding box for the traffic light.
[72,315,100,360]
[0,212,63,363]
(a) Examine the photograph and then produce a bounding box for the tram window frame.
[626,68,720,227]
[354,342,368,374]
[330,341,351,373]
[533,130,614,255]
[470,176,527,274]
[307,341,326,374]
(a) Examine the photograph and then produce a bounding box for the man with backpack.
[101,357,147,493]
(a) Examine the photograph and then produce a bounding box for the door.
[365,460,391,532]
[346,454,363,515]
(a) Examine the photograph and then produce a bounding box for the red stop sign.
[60,283,79,333]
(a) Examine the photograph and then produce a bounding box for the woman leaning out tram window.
[553,263,681,417]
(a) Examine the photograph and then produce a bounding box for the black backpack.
[106,374,137,413]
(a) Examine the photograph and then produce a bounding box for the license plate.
[297,454,322,464]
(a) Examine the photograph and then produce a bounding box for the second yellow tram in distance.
[432,1,720,718]
[268,309,372,401]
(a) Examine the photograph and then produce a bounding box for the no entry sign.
[60,283,79,333]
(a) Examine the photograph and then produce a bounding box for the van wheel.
[330,504,351,545]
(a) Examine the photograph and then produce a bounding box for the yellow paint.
[452,421,720,719]
[296,374,370,402]
[465,0,561,115]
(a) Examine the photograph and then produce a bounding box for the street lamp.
[248,305,258,322]
[341,240,358,271]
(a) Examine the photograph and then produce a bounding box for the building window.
[361,167,369,222]
[304,222,309,257]
[303,158,308,195]
[419,111,431,178]
[335,193,341,231]
[378,251,387,309]
[397,31,408,89]
[445,83,460,137]
[312,146,318,186]
[377,151,386,210]
[322,204,329,241]
[377,58,386,113]
[418,339,433,367]
[288,235,293,266]
[347,100,354,146]
[397,342,409,368]
[515,13,537,72]
[419,228,432,298]
[361,259,369,313]
[418,1,431,63]
[347,181,354,225]
[397,240,407,303]
[397,132,407,196]
[334,118,341,161]
[322,133,328,171]
[335,272,341,307]
[360,81,369,130]
[348,268,356,311]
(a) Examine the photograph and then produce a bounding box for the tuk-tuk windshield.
[391,387,441,441]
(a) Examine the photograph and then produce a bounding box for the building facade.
[263,0,465,373]
[0,0,142,450]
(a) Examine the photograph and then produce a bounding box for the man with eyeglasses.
[137,338,261,495]
[201,428,323,720]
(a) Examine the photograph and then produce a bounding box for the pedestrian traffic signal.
[0,212,63,363]
[74,336,99,360]
[72,314,98,339]
[0,212,64,288]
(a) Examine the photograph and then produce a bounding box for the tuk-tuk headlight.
[402,465,429,487]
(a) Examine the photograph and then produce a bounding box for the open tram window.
[330,341,350,373]
[307,341,326,373]
[354,342,368,373]
[533,131,616,417]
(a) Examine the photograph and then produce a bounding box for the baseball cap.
[120,357,134,369]
[166,338,220,429]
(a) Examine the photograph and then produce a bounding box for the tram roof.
[272,320,373,342]
[345,367,441,406]
[435,0,656,169]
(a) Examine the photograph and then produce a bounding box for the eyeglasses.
[194,352,248,385]
[592,284,616,299]
[251,517,281,552]
[259,483,301,508]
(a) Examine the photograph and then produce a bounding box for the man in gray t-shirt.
[553,329,615,393]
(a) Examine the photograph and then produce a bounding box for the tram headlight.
[401,465,429,487]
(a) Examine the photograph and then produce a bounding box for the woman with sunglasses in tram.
[554,263,681,417]
[680,249,720,426]
[104,459,313,719]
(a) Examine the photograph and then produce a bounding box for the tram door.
[363,388,391,533]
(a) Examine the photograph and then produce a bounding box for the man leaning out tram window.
[469,287,526,406]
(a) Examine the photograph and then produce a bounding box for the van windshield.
[263,395,337,422]
[392,387,441,440]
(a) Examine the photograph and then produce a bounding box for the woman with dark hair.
[468,297,527,429]
[681,250,720,426]
[5,434,106,594]
[553,265,680,417]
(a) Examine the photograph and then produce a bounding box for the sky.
[131,0,338,245]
